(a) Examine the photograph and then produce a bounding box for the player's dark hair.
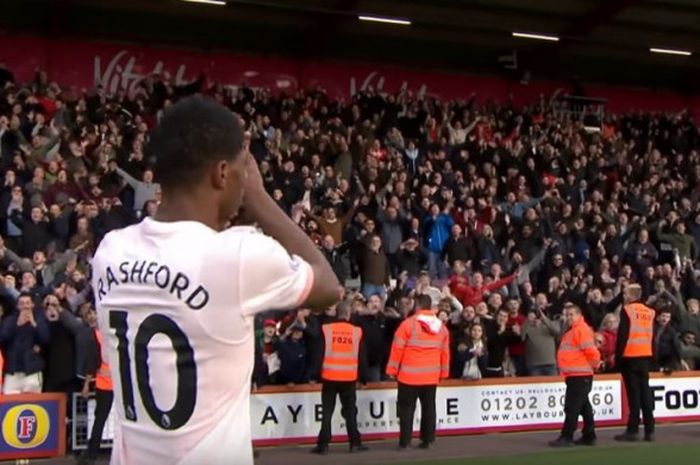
[415,294,433,310]
[149,95,244,190]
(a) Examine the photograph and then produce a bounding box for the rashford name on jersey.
[95,260,210,310]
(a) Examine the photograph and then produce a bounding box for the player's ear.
[212,160,228,189]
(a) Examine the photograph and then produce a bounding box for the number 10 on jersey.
[109,310,198,430]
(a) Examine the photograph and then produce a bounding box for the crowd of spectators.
[1,63,700,396]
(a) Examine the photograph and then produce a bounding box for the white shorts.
[3,372,43,394]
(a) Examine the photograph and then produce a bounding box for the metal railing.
[551,94,607,132]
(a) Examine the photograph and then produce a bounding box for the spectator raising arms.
[1,293,49,394]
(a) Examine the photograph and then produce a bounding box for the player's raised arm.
[239,151,341,310]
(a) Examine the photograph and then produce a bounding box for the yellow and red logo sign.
[2,404,50,449]
[0,394,66,460]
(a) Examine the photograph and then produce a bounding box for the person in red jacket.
[505,298,527,376]
[598,313,618,372]
[386,294,450,450]
[449,270,517,307]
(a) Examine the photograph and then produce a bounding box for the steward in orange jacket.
[311,301,368,455]
[386,294,449,450]
[550,304,601,448]
[557,314,600,379]
[614,284,655,442]
[83,320,115,464]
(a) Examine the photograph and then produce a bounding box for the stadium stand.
[0,62,699,393]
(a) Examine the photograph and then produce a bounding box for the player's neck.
[155,195,222,231]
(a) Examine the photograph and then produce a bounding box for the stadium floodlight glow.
[650,47,692,56]
[512,32,560,42]
[182,0,226,6]
[358,15,412,26]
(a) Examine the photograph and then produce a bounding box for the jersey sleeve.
[238,232,315,316]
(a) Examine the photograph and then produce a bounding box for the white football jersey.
[92,218,314,465]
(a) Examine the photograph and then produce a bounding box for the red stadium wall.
[1,33,699,116]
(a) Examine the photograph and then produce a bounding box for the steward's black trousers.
[317,381,362,447]
[620,358,655,435]
[560,376,595,440]
[397,382,437,447]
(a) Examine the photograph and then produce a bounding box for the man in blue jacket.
[0,292,50,394]
[423,204,454,280]
[277,324,307,385]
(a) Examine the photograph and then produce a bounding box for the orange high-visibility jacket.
[622,303,654,358]
[95,329,113,391]
[321,322,362,382]
[386,310,450,386]
[557,317,601,378]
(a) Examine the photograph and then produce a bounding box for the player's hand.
[242,150,265,194]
